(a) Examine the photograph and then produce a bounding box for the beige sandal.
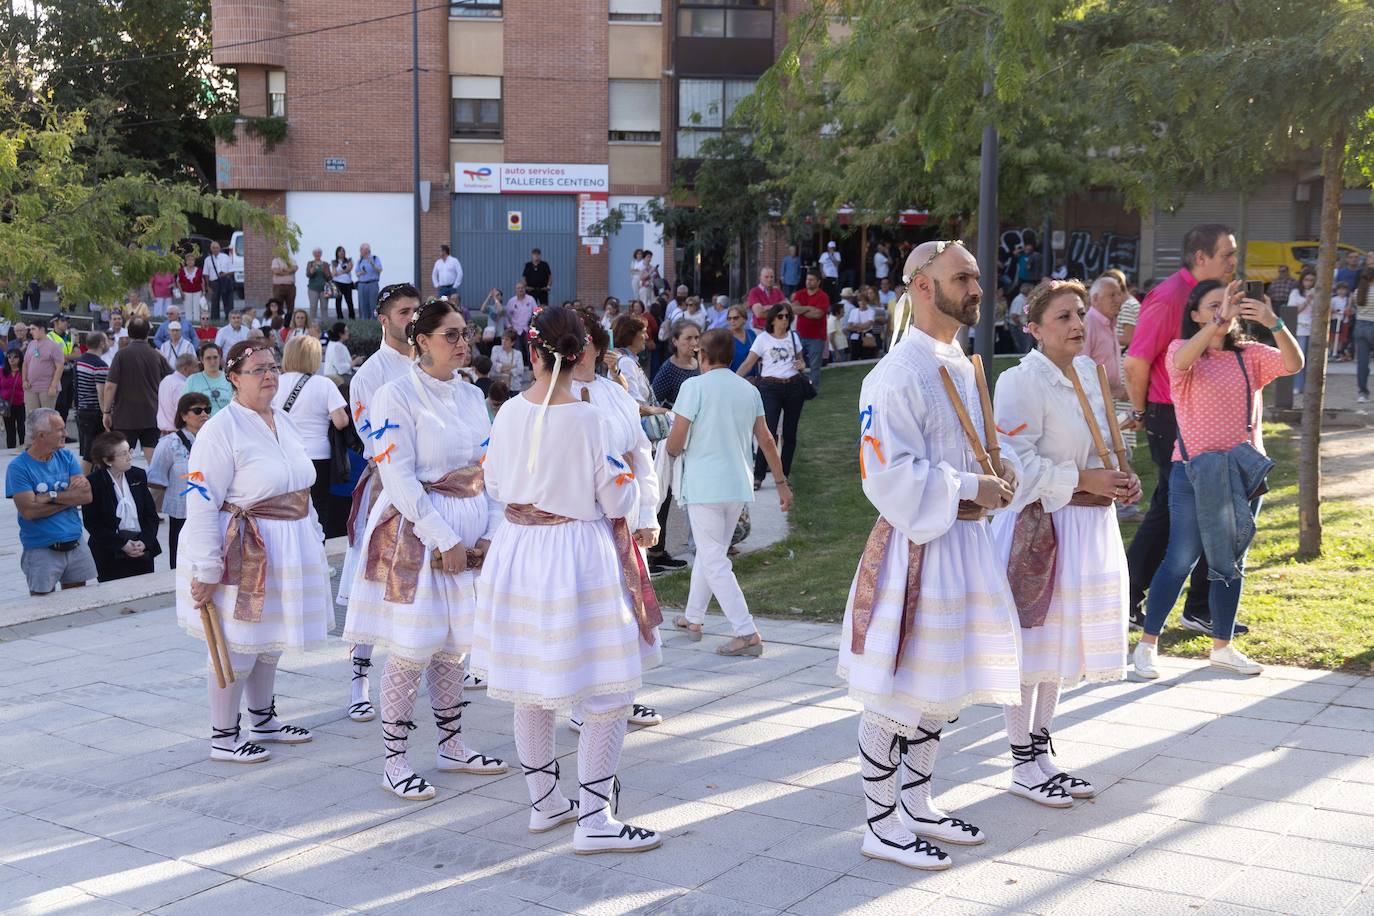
[716,635,763,657]
[673,615,703,641]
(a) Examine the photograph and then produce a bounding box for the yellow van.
[1245,240,1365,281]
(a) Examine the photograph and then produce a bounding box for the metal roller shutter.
[452,193,578,306]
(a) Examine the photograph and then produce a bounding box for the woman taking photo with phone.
[1133,280,1302,680]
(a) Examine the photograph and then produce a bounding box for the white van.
[228,230,246,297]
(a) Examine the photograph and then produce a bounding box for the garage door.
[452,194,578,306]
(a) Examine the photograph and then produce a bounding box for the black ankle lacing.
[211,717,266,757]
[248,698,309,738]
[631,704,658,720]
[859,733,947,860]
[1031,727,1092,792]
[577,773,621,826]
[1010,740,1072,800]
[896,725,982,839]
[1011,740,1038,765]
[521,756,564,812]
[433,701,470,746]
[383,718,417,761]
[352,655,372,681]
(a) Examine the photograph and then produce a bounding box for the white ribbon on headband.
[527,353,562,472]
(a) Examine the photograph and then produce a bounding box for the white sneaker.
[1358,393,1369,404]
[573,820,661,854]
[1133,641,1160,680]
[860,828,951,870]
[1210,645,1263,676]
[529,799,579,834]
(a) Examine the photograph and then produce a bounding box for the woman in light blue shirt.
[663,328,792,657]
[147,390,211,568]
[182,342,234,415]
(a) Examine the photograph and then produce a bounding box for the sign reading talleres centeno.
[453,163,609,195]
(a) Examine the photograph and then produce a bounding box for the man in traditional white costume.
[838,240,1021,871]
[337,283,422,722]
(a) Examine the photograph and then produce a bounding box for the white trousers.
[684,502,756,636]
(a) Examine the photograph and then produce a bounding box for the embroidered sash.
[363,466,485,604]
[345,462,382,546]
[850,500,985,672]
[1007,491,1113,628]
[220,489,312,623]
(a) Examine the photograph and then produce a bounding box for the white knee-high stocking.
[858,716,916,845]
[514,705,570,813]
[427,655,469,761]
[245,652,281,727]
[380,657,424,779]
[576,712,628,831]
[898,715,948,823]
[1030,681,1063,777]
[350,644,374,707]
[1004,683,1040,782]
[208,649,254,750]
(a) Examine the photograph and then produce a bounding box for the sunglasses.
[902,239,966,285]
[186,406,210,416]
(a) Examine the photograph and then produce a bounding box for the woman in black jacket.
[83,431,162,582]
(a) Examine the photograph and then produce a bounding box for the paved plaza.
[2,598,1374,915]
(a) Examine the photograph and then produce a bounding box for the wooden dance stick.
[1068,371,1115,472]
[970,355,1002,476]
[1096,363,1133,476]
[938,365,997,477]
[200,602,235,689]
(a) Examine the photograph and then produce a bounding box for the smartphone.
[1245,280,1266,300]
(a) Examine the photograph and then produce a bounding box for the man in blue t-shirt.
[5,408,96,595]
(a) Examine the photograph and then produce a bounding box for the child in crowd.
[1331,281,1352,360]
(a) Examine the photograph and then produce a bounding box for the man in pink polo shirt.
[746,267,786,330]
[1122,223,1237,634]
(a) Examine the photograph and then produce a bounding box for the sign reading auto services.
[454,163,609,195]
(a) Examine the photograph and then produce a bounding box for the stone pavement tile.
[1176,792,1313,835]
[760,823,865,872]
[668,805,808,852]
[623,730,744,767]
[1220,768,1342,808]
[1347,886,1374,916]
[1087,777,1216,819]
[538,865,684,915]
[464,805,573,851]
[399,788,525,832]
[1283,725,1374,757]
[734,677,856,710]
[0,766,111,816]
[1335,686,1374,710]
[1091,700,1218,734]
[617,759,761,804]
[932,860,1081,913]
[714,782,857,831]
[152,877,349,915]
[1046,880,1204,916]
[610,833,752,888]
[19,832,231,911]
[998,831,1138,876]
[54,716,196,757]
[380,880,559,916]
[1309,705,1374,733]
[36,792,188,844]
[0,864,136,916]
[633,685,725,715]
[1261,668,1362,688]
[124,813,313,877]
[1158,734,1278,768]
[1125,753,1251,794]
[648,890,781,915]
[786,874,940,915]
[1145,820,1279,864]
[697,854,842,911]
[1187,673,1351,706]
[1316,785,1374,820]
[247,844,457,910]
[781,664,847,689]
[1100,846,1244,897]
[1048,719,1185,755]
[1269,836,1374,884]
[1058,805,1175,846]
[1195,715,1302,746]
[1212,867,1364,915]
[0,636,84,665]
[334,820,529,880]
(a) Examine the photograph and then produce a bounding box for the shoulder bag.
[791,331,819,401]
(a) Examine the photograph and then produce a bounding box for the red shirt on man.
[791,288,830,340]
[746,284,785,329]
[1125,267,1198,405]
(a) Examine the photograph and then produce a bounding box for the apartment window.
[610,0,660,22]
[451,76,501,139]
[677,78,754,157]
[449,0,501,18]
[610,80,661,142]
[267,70,286,118]
[677,1,772,39]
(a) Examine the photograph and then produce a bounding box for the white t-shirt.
[1288,287,1314,336]
[271,372,346,460]
[846,307,876,334]
[749,330,801,380]
[820,250,841,278]
[874,251,890,280]
[1009,293,1029,325]
[324,340,353,377]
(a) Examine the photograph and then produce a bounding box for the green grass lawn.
[653,358,1374,672]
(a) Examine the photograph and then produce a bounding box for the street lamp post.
[412,0,422,287]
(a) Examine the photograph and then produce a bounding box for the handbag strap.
[1176,348,1254,464]
[281,374,310,413]
[176,430,193,453]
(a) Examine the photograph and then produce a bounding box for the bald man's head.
[903,240,981,328]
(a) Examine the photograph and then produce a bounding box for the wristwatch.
[1130,409,1145,422]
[47,491,58,504]
[1271,317,1286,332]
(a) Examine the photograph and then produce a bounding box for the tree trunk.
[1297,132,1345,559]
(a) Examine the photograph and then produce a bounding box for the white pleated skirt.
[991,504,1128,687]
[341,491,490,665]
[838,519,1022,723]
[334,473,379,607]
[472,517,661,711]
[176,515,331,656]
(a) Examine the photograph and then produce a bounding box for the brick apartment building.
[211,0,803,310]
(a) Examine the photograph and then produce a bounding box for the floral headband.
[526,307,591,358]
[405,296,449,347]
[377,282,419,315]
[225,344,267,374]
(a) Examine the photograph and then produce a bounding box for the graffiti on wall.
[999,227,1140,283]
